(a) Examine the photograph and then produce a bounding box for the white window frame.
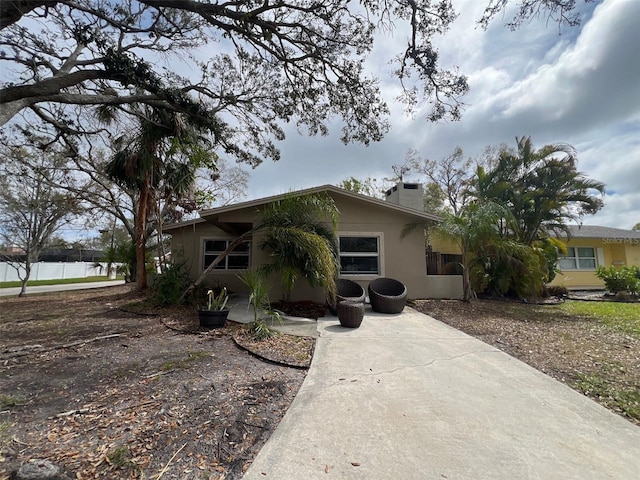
[558,246,597,271]
[338,232,384,277]
[202,238,250,271]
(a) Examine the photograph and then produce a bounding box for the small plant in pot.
[198,287,229,328]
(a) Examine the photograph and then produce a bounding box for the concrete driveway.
[243,307,640,479]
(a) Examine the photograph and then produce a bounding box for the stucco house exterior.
[548,225,640,290]
[164,183,464,302]
[427,223,640,291]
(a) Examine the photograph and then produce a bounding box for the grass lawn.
[554,300,640,336]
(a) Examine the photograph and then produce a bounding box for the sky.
[241,0,640,230]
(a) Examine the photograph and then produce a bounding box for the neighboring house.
[549,225,640,290]
[164,183,464,302]
[404,221,640,292]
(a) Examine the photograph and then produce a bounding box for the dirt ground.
[0,285,313,480]
[2,287,638,479]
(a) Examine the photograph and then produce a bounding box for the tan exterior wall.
[168,222,251,295]
[333,195,462,300]
[168,193,463,301]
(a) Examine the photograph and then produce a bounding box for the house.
[427,223,640,291]
[548,225,640,290]
[164,183,464,301]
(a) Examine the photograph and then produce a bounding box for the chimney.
[384,182,424,211]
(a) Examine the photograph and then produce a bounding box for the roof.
[163,217,206,231]
[564,225,640,240]
[164,184,441,231]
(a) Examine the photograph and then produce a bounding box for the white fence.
[0,262,107,282]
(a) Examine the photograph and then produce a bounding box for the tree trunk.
[18,278,27,297]
[461,249,474,303]
[135,182,150,290]
[17,256,32,297]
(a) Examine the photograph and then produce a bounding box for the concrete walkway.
[227,295,319,337]
[243,307,640,479]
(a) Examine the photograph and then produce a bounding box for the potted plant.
[198,287,229,328]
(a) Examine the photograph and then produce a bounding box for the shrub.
[595,265,640,296]
[237,269,282,340]
[150,262,192,306]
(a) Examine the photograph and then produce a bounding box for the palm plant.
[259,194,339,300]
[472,136,605,245]
[105,106,215,290]
[463,136,605,298]
[470,237,547,299]
[237,269,282,340]
[182,192,340,301]
[436,201,510,302]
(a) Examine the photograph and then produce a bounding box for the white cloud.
[246,0,640,229]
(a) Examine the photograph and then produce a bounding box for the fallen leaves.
[0,285,308,479]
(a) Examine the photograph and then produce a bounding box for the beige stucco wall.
[168,193,463,301]
[333,195,462,300]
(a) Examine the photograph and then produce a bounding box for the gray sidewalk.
[243,307,640,479]
[0,280,125,297]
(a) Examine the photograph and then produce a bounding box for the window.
[203,239,250,270]
[339,236,380,275]
[426,251,463,275]
[558,247,597,270]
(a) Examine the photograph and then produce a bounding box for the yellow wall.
[549,237,640,289]
[427,231,640,291]
[428,231,459,255]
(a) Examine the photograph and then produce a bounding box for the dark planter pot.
[198,309,229,328]
[337,301,364,328]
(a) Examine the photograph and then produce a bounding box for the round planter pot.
[337,301,364,328]
[198,309,229,328]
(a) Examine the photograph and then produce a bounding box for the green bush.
[595,265,640,296]
[149,262,192,306]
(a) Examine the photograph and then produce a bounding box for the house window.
[203,239,250,270]
[426,250,463,275]
[339,236,380,275]
[558,247,597,270]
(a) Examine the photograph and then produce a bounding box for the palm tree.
[464,137,606,298]
[181,192,339,302]
[258,194,339,300]
[472,136,605,245]
[106,107,214,290]
[436,201,508,302]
